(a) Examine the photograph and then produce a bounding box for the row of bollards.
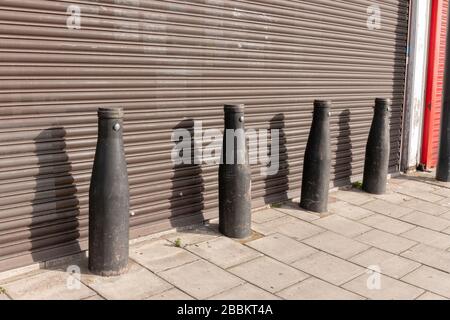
[300,98,391,213]
[88,98,391,276]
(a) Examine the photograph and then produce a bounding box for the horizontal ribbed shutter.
[0,0,409,271]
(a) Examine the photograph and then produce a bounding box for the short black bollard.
[219,104,252,239]
[300,100,332,213]
[89,108,130,276]
[363,98,391,194]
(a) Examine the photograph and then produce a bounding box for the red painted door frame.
[422,0,449,169]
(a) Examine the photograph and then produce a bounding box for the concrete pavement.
[1,172,450,300]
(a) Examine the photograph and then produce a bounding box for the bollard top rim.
[375,98,392,105]
[224,104,245,113]
[375,98,392,111]
[314,100,332,109]
[98,108,124,119]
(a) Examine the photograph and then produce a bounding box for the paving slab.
[312,215,372,238]
[436,197,450,209]
[416,291,448,300]
[432,188,450,198]
[158,260,244,299]
[5,173,450,301]
[252,208,286,224]
[273,204,321,222]
[292,251,365,286]
[228,256,308,293]
[246,233,317,264]
[0,263,41,283]
[362,199,414,218]
[0,269,95,300]
[208,283,279,300]
[251,216,324,241]
[342,274,424,300]
[349,248,420,279]
[328,200,375,221]
[83,262,172,300]
[390,182,444,203]
[439,211,450,221]
[186,237,262,269]
[130,239,198,273]
[402,198,448,216]
[277,277,364,300]
[355,229,417,254]
[391,179,437,192]
[426,179,450,188]
[333,189,375,206]
[403,172,449,186]
[402,266,450,299]
[389,177,409,184]
[360,214,415,235]
[83,295,104,300]
[147,288,194,300]
[303,231,369,259]
[400,227,450,250]
[401,244,450,273]
[399,211,450,232]
[374,192,412,205]
[163,226,220,246]
[0,293,10,300]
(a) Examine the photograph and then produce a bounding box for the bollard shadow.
[169,119,205,230]
[263,113,289,205]
[31,128,81,267]
[336,109,352,186]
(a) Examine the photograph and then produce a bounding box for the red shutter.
[422,0,449,168]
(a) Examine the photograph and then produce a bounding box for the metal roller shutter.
[0,0,409,271]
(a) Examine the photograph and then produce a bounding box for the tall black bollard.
[89,108,130,276]
[437,2,450,181]
[363,98,391,195]
[300,100,331,213]
[219,104,252,239]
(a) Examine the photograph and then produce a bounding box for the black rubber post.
[437,3,450,181]
[219,104,252,239]
[363,98,391,195]
[89,108,130,276]
[300,100,332,213]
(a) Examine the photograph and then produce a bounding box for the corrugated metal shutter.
[422,0,448,169]
[0,0,409,271]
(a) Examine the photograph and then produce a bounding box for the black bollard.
[89,108,130,276]
[300,100,331,213]
[437,3,450,181]
[219,104,252,239]
[362,98,391,195]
